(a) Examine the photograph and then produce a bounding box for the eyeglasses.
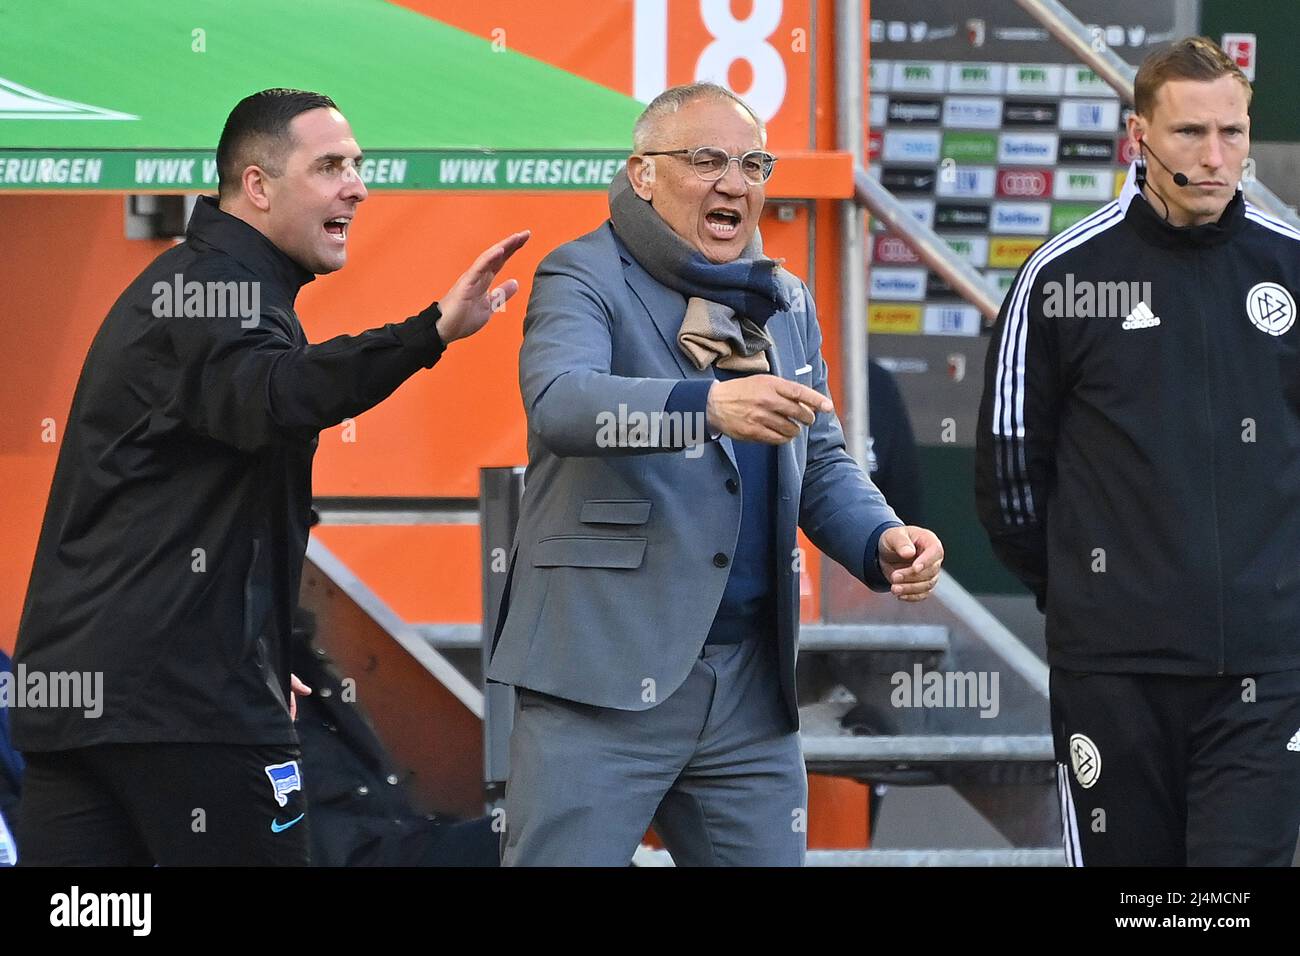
[640,146,778,185]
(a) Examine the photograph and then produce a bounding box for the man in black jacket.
[977,38,1300,865]
[11,89,527,865]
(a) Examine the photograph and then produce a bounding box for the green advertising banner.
[1051,203,1102,233]
[940,132,998,165]
[0,150,629,191]
[1201,0,1300,141]
[0,0,643,191]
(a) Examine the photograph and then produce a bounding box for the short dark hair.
[1134,36,1252,118]
[216,88,338,200]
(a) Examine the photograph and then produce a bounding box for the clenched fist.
[878,526,944,602]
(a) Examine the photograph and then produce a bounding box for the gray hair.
[632,82,766,153]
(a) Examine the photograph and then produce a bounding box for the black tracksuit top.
[13,197,444,750]
[977,164,1300,676]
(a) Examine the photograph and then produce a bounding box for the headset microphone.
[1138,137,1191,187]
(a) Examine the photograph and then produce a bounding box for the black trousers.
[15,742,310,866]
[1051,667,1300,866]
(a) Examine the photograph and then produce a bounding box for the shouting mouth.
[324,216,351,243]
[704,207,743,240]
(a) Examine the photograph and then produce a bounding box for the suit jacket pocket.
[579,499,652,525]
[532,535,647,569]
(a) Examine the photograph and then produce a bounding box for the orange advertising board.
[403,0,818,150]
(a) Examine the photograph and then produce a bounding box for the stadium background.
[1,0,1294,860]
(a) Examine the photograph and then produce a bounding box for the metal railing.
[854,168,1003,322]
[835,0,870,464]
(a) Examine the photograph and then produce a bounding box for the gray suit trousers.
[500,635,807,866]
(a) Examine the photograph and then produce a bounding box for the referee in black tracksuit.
[977,38,1300,866]
[11,89,527,865]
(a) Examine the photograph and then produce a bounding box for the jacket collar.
[613,223,707,381]
[1119,160,1245,250]
[185,196,316,301]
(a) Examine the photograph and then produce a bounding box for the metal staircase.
[795,562,1061,863]
[305,468,1065,865]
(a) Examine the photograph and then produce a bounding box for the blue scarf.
[609,173,789,370]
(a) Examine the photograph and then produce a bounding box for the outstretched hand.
[435,230,531,343]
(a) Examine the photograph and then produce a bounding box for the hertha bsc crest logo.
[1246,282,1296,337]
[1068,733,1101,789]
[264,760,303,808]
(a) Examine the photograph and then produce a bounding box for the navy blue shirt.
[666,373,898,645]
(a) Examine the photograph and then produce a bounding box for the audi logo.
[877,238,918,262]
[1000,171,1047,196]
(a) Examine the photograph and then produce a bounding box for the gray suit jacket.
[486,222,899,731]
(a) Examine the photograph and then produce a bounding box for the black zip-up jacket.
[12,196,445,750]
[977,163,1300,676]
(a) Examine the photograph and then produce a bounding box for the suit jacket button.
[713,552,730,568]
[725,478,739,493]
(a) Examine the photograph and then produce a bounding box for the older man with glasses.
[488,82,943,866]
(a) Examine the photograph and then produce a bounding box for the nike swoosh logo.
[271,813,304,833]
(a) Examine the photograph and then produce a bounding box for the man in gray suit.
[488,83,944,866]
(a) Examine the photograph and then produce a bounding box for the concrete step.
[632,846,1065,866]
[798,623,949,653]
[414,622,949,654]
[805,848,1065,866]
[415,623,480,650]
[801,733,1054,781]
